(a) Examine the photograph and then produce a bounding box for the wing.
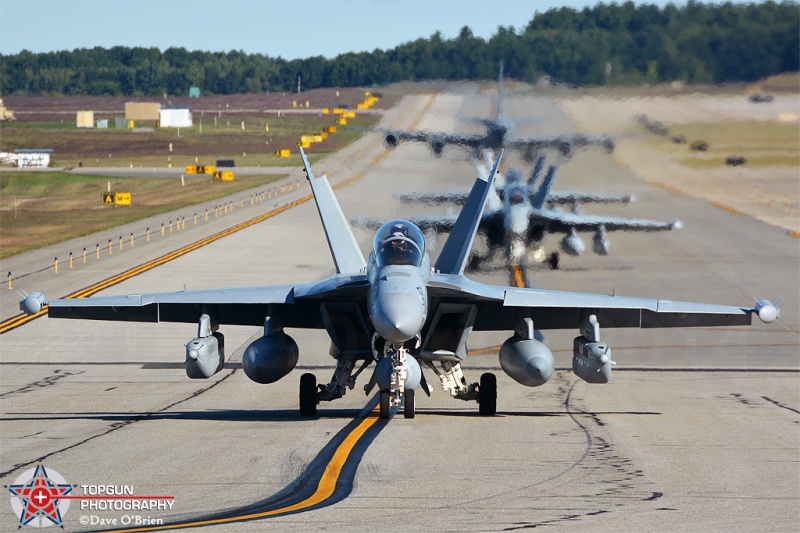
[547,192,634,207]
[301,147,366,274]
[510,134,615,157]
[531,209,681,233]
[379,128,431,144]
[427,274,769,330]
[396,191,470,205]
[43,274,370,327]
[379,127,487,151]
[352,211,503,237]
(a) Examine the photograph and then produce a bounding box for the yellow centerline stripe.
[103,408,381,533]
[511,265,525,288]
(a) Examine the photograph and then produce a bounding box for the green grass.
[0,171,288,258]
[644,120,799,170]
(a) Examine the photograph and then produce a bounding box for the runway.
[1,85,798,532]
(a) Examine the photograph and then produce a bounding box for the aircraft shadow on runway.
[2,408,372,423]
[407,409,661,418]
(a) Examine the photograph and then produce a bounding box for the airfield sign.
[102,192,131,206]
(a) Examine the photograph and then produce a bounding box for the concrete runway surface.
[1,85,798,532]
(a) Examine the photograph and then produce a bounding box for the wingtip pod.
[19,292,46,315]
[754,299,779,323]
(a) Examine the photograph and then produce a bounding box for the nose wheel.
[379,388,415,419]
[380,390,391,419]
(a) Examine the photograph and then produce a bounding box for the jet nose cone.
[374,293,424,342]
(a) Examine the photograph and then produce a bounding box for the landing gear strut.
[299,357,373,416]
[378,347,416,419]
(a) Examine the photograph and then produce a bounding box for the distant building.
[125,102,160,122]
[159,106,192,128]
[77,111,94,128]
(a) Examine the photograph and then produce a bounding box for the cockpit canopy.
[373,220,425,267]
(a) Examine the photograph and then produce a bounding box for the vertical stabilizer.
[526,155,546,194]
[496,62,505,122]
[435,150,504,275]
[300,148,366,274]
[531,156,560,209]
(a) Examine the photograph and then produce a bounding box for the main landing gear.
[297,350,498,418]
[299,373,317,416]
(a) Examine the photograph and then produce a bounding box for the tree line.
[1,1,797,96]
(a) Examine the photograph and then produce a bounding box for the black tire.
[404,389,415,419]
[548,251,560,270]
[380,390,392,419]
[479,373,497,416]
[299,373,317,417]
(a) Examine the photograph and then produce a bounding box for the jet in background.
[355,153,681,270]
[377,65,615,161]
[19,148,778,420]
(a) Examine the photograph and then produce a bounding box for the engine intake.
[385,134,398,148]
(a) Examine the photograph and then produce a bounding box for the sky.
[0,0,737,60]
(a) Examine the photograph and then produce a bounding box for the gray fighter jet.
[19,148,779,419]
[357,153,681,270]
[379,66,614,160]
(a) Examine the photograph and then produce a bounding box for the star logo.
[8,465,73,528]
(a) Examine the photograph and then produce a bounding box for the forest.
[1,1,797,96]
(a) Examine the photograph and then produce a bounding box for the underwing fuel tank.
[572,336,612,384]
[499,336,554,387]
[242,332,299,384]
[375,353,421,391]
[560,230,585,256]
[185,332,225,379]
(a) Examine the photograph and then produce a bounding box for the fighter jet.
[378,65,614,160]
[19,148,779,420]
[356,153,681,270]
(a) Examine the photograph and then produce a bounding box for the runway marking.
[511,264,526,288]
[101,406,382,532]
